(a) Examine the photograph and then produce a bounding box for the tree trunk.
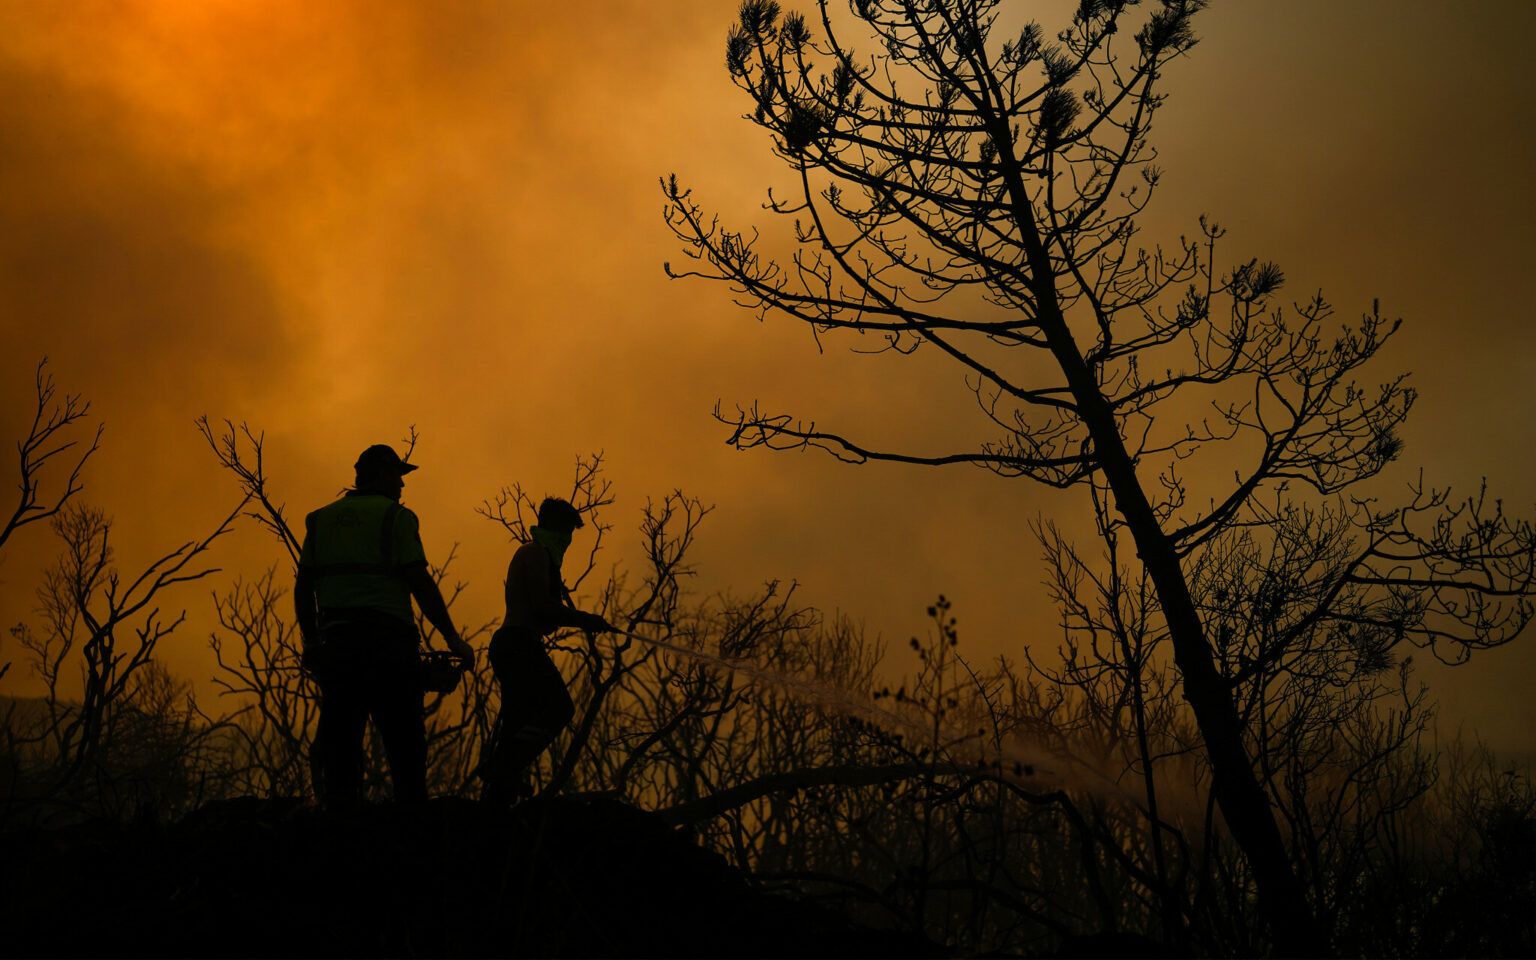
[1050,322,1320,955]
[997,153,1323,955]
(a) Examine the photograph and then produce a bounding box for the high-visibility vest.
[299,493,424,625]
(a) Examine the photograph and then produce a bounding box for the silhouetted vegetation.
[1,794,943,958]
[2,394,1532,955]
[663,0,1536,953]
[4,4,1535,955]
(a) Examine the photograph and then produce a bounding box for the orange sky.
[2,1,1533,755]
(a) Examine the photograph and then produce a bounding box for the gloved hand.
[446,633,475,668]
[579,612,614,635]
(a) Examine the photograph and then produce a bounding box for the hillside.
[0,793,945,958]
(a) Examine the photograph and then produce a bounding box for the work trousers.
[482,625,575,802]
[312,615,425,808]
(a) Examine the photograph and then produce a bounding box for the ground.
[0,793,945,958]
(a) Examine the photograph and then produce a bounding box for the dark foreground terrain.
[0,794,944,957]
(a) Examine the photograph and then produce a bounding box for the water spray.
[600,627,1212,821]
[607,627,1081,789]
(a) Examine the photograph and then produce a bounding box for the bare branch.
[0,358,102,555]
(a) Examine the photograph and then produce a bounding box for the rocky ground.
[0,793,946,957]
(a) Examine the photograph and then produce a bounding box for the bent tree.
[663,1,1535,952]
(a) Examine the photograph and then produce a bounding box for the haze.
[1,1,1532,755]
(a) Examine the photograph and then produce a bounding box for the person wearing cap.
[480,496,612,804]
[294,443,474,808]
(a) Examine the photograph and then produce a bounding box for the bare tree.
[662,1,1536,950]
[1,357,99,719]
[196,418,304,564]
[205,569,317,796]
[0,371,248,824]
[0,358,101,557]
[11,497,245,816]
[1034,484,1465,952]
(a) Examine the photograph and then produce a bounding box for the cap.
[355,444,418,476]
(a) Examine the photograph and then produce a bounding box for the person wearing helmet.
[480,496,612,804]
[294,443,474,809]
